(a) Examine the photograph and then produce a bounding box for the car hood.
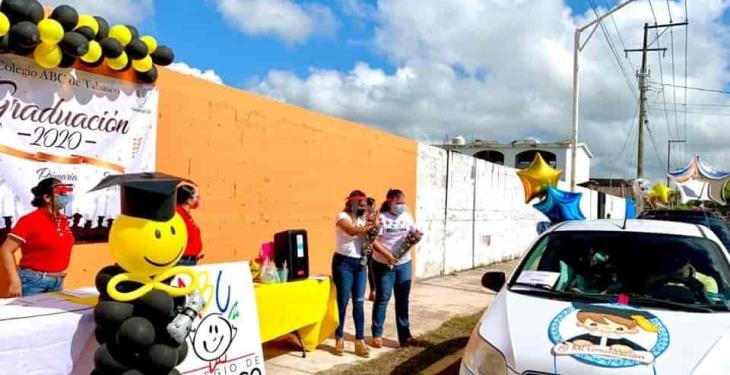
[479,290,730,375]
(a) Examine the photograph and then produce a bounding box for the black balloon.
[95,16,109,41]
[76,26,95,41]
[176,342,188,365]
[9,21,39,49]
[2,0,42,24]
[135,290,174,322]
[100,37,123,58]
[126,24,139,39]
[51,5,79,31]
[143,344,178,373]
[94,344,131,373]
[95,301,135,328]
[150,45,174,66]
[136,65,158,83]
[60,31,89,57]
[95,326,111,344]
[168,369,181,375]
[125,38,148,60]
[117,317,156,351]
[121,370,144,375]
[0,34,10,54]
[58,53,76,68]
[26,0,43,23]
[96,265,125,295]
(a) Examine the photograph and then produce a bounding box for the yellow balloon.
[108,214,188,276]
[106,52,129,70]
[108,24,132,47]
[0,12,9,37]
[139,35,158,53]
[132,55,153,72]
[38,19,65,45]
[651,182,673,204]
[81,40,102,63]
[516,153,563,203]
[76,14,99,35]
[33,43,62,69]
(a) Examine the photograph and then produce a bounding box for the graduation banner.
[0,54,157,225]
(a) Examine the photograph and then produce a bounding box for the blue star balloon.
[533,186,586,223]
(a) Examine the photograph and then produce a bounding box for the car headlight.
[462,324,508,375]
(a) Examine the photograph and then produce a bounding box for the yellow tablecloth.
[254,276,339,351]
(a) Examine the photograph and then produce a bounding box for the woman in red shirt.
[176,184,203,266]
[0,178,75,297]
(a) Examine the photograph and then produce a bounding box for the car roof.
[551,219,709,238]
[640,210,721,219]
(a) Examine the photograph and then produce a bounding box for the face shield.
[52,184,74,218]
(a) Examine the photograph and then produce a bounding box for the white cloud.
[167,62,224,85]
[41,0,154,25]
[216,0,339,46]
[252,0,730,181]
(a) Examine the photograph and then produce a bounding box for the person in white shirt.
[370,189,425,348]
[332,190,375,357]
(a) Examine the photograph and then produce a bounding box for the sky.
[45,0,730,182]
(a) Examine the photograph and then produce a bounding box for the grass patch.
[316,310,484,375]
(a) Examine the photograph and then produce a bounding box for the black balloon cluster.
[0,0,174,83]
[93,265,189,375]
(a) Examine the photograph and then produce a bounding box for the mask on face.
[190,197,200,210]
[392,203,406,215]
[356,208,366,217]
[55,195,70,209]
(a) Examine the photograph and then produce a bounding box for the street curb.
[417,349,464,375]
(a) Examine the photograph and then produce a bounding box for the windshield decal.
[548,303,670,368]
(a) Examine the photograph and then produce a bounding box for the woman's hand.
[385,253,398,266]
[8,278,21,298]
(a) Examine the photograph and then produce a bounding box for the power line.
[647,0,674,142]
[667,0,681,143]
[588,0,638,98]
[683,0,689,164]
[645,114,667,169]
[654,82,730,95]
[602,0,637,76]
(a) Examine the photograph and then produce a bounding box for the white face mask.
[392,203,406,215]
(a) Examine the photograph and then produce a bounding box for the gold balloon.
[0,12,10,37]
[33,43,62,69]
[651,182,673,204]
[81,40,102,63]
[108,24,132,47]
[38,19,65,45]
[139,35,158,53]
[76,14,99,35]
[516,153,563,203]
[132,55,153,73]
[106,52,129,71]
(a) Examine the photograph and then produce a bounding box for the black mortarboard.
[90,172,192,222]
[571,303,658,321]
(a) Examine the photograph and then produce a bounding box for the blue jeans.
[372,260,412,343]
[177,256,199,266]
[19,269,64,296]
[332,253,367,340]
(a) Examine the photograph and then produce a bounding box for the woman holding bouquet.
[370,189,424,348]
[332,190,376,357]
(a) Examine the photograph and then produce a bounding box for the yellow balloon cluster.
[516,153,563,203]
[646,182,674,206]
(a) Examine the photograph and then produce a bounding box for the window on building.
[473,150,505,165]
[515,150,557,169]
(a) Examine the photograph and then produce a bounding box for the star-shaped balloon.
[517,153,563,203]
[651,182,673,205]
[533,186,586,223]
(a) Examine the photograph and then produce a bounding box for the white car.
[460,219,730,375]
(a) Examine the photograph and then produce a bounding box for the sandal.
[334,338,345,356]
[354,339,370,358]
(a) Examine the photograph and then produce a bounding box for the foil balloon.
[651,182,673,205]
[516,153,562,203]
[533,186,586,223]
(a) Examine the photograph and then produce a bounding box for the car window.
[511,231,730,311]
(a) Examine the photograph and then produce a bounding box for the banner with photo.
[0,55,157,238]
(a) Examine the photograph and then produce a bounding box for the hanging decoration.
[516,153,586,224]
[668,155,730,205]
[516,152,563,203]
[0,0,174,83]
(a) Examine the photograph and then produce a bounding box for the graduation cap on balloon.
[90,172,193,222]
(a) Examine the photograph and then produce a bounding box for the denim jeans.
[19,269,64,296]
[332,253,367,340]
[372,260,412,343]
[177,256,199,266]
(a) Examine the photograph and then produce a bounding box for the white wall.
[415,143,625,279]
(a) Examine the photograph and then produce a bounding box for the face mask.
[356,208,366,217]
[190,197,200,210]
[392,203,406,215]
[55,195,70,208]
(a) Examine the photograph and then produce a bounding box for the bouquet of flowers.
[390,228,423,268]
[360,223,381,266]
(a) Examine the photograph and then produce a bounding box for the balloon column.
[517,153,586,223]
[0,1,174,82]
[89,173,205,375]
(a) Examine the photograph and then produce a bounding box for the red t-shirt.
[9,208,75,273]
[177,206,202,257]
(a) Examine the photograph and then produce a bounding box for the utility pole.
[667,139,686,185]
[625,21,687,179]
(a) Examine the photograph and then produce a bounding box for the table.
[0,288,97,375]
[254,276,339,352]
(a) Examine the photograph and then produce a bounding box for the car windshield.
[639,212,730,250]
[510,231,730,312]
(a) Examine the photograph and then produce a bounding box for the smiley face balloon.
[109,213,187,276]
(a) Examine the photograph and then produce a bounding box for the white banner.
[0,54,157,225]
[177,262,266,375]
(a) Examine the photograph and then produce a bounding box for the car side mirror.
[481,271,506,292]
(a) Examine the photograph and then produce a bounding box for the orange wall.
[33,68,418,291]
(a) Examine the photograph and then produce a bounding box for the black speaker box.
[274,229,309,281]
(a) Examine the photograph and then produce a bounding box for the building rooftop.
[439,139,594,158]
